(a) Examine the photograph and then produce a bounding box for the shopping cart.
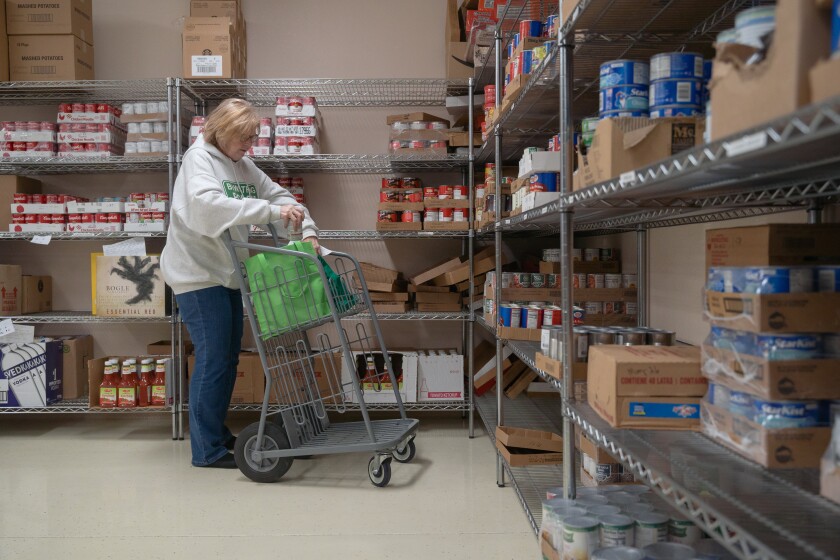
[221,224,418,486]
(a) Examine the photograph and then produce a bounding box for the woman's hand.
[304,236,320,253]
[278,204,304,229]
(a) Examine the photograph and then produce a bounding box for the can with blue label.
[742,267,814,294]
[519,19,543,39]
[752,399,821,428]
[755,333,822,361]
[599,59,650,89]
[650,52,704,81]
[599,110,648,120]
[708,383,731,409]
[499,304,522,327]
[600,85,649,113]
[650,79,703,107]
[650,105,702,118]
[706,267,745,293]
[728,390,754,419]
[507,42,515,60]
[530,172,557,192]
[710,326,754,355]
[703,59,713,81]
[545,15,557,38]
[735,5,776,49]
[832,0,840,56]
[817,266,840,292]
[513,32,520,49]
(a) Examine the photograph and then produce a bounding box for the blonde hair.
[202,98,259,149]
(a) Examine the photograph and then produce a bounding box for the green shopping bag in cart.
[319,256,357,314]
[245,241,331,337]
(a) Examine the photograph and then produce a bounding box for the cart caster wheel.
[235,422,294,483]
[392,439,416,464]
[368,456,392,487]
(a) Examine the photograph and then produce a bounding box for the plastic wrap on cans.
[728,390,754,418]
[600,110,649,119]
[650,105,702,118]
[529,172,557,192]
[599,514,635,548]
[755,333,822,361]
[563,516,601,559]
[650,79,703,107]
[735,5,776,48]
[650,52,704,81]
[600,59,650,89]
[600,85,650,113]
[668,516,702,546]
[633,512,669,548]
[706,266,814,294]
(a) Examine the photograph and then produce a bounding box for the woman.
[161,98,319,469]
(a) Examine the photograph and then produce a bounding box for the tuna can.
[817,266,840,292]
[600,110,649,119]
[604,301,623,315]
[755,333,822,361]
[438,185,454,199]
[668,515,702,546]
[650,79,703,107]
[599,513,635,547]
[735,5,776,49]
[562,516,601,559]
[573,273,587,289]
[453,208,468,222]
[401,177,421,188]
[634,512,669,548]
[650,52,704,81]
[728,390,754,419]
[599,59,650,89]
[649,105,702,118]
[521,306,543,329]
[439,208,454,222]
[542,306,562,326]
[587,274,605,288]
[591,547,645,560]
[600,85,650,113]
[604,273,622,288]
[381,177,401,188]
[547,274,560,288]
[743,266,814,294]
[423,209,439,222]
[529,172,557,192]
[622,274,637,288]
[499,304,522,327]
[530,273,546,288]
[643,543,697,560]
[648,330,675,346]
[401,211,420,223]
[511,272,531,288]
[377,211,398,223]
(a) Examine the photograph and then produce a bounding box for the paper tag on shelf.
[30,235,51,245]
[619,171,637,186]
[192,55,223,77]
[724,132,768,157]
[103,237,147,257]
[0,319,14,337]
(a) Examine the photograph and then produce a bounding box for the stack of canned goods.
[484,85,496,125]
[0,120,57,156]
[599,59,650,119]
[120,100,169,116]
[273,176,305,204]
[543,247,622,263]
[422,182,469,224]
[541,326,676,362]
[649,52,705,118]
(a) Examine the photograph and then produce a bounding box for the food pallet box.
[534,352,588,383]
[416,350,464,402]
[705,224,840,269]
[495,426,563,466]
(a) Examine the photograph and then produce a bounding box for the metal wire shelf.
[503,339,562,393]
[564,401,840,560]
[226,401,471,413]
[0,79,173,105]
[0,231,167,240]
[182,79,470,107]
[249,153,469,174]
[344,311,468,322]
[4,311,172,323]
[0,398,171,413]
[249,230,470,240]
[0,156,170,175]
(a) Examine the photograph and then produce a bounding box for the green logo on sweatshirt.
[222,181,257,199]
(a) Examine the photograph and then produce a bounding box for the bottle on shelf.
[138,358,154,407]
[99,359,119,408]
[117,359,138,408]
[151,359,167,406]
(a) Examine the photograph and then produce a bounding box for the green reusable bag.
[245,241,331,337]
[319,256,356,314]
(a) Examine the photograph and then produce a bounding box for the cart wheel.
[235,422,294,483]
[368,456,392,487]
[392,439,416,464]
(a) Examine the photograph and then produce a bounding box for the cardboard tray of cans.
[378,202,424,212]
[9,224,66,233]
[423,198,471,208]
[422,222,470,231]
[67,202,125,213]
[120,111,170,124]
[125,201,167,212]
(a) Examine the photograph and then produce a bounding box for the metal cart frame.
[222,224,419,485]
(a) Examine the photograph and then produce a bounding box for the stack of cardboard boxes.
[4,0,94,81]
[182,0,246,79]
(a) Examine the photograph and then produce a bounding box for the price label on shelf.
[30,235,52,245]
[619,171,637,186]
[104,237,147,257]
[724,132,768,158]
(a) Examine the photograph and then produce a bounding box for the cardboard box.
[341,350,418,404]
[577,117,705,188]
[810,55,840,104]
[416,350,463,402]
[702,344,840,400]
[414,291,460,304]
[709,0,831,140]
[496,325,542,342]
[704,290,840,333]
[705,224,840,269]
[588,345,704,430]
[0,340,62,407]
[446,41,473,80]
[5,0,93,44]
[539,260,622,274]
[359,262,402,293]
[55,334,93,400]
[447,131,482,147]
[182,17,240,79]
[368,292,409,303]
[495,426,563,466]
[92,255,166,317]
[410,254,464,286]
[534,352,587,383]
[0,264,22,316]
[21,275,51,314]
[821,454,840,506]
[701,400,830,469]
[473,341,512,395]
[0,29,7,81]
[187,352,263,405]
[372,302,409,314]
[8,34,94,81]
[503,368,536,398]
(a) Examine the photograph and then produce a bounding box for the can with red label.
[95,213,109,223]
[69,142,85,152]
[35,142,54,152]
[424,209,439,222]
[453,185,468,199]
[84,123,98,132]
[72,103,85,113]
[59,103,73,113]
[130,192,145,202]
[138,212,151,223]
[27,121,40,132]
[401,211,420,223]
[521,306,543,329]
[377,211,399,223]
[96,104,110,113]
[403,189,422,203]
[380,190,403,203]
[67,214,82,224]
[288,187,305,204]
[453,208,468,222]
[287,138,304,153]
[41,122,55,131]
[84,103,96,113]
[401,177,421,189]
[13,142,26,151]
[389,140,405,150]
[423,186,437,199]
[156,192,169,202]
[30,194,47,204]
[152,212,166,222]
[96,143,110,152]
[439,208,454,222]
[25,142,37,151]
[438,185,454,199]
[542,306,562,326]
[429,141,447,149]
[51,214,66,224]
[25,214,37,224]
[381,177,401,188]
[409,140,427,149]
[11,214,24,224]
[3,121,16,131]
[13,193,29,203]
[45,194,60,204]
[291,177,304,187]
[37,214,52,224]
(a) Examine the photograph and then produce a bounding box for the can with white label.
[563,516,600,560]
[599,514,635,547]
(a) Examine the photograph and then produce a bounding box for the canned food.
[650,79,703,107]
[25,214,37,224]
[401,211,421,223]
[650,52,704,81]
[13,193,29,203]
[50,213,65,224]
[521,306,543,329]
[604,302,623,314]
[423,186,438,199]
[617,331,646,346]
[600,110,649,119]
[381,177,401,188]
[401,177,421,188]
[547,274,560,288]
[80,213,94,223]
[605,274,622,288]
[438,185,454,199]
[648,330,675,346]
[380,190,403,203]
[585,302,605,316]
[600,85,650,114]
[72,103,85,113]
[156,192,169,202]
[529,172,557,192]
[152,212,166,222]
[452,185,468,199]
[649,105,702,118]
[13,141,26,151]
[625,302,638,315]
[439,208,454,222]
[511,272,531,288]
[584,248,599,262]
[403,190,422,203]
[409,121,427,130]
[572,273,587,289]
[587,274,605,288]
[127,212,140,223]
[622,274,637,288]
[11,214,24,224]
[66,214,81,224]
[542,307,562,326]
[424,209,439,222]
[519,19,542,38]
[377,211,399,223]
[599,59,650,89]
[453,208,468,222]
[94,213,109,223]
[528,273,544,288]
[499,304,522,328]
[110,213,125,223]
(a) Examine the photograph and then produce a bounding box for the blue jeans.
[176,286,243,466]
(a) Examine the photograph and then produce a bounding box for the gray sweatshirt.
[161,134,318,295]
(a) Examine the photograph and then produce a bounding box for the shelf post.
[636,225,648,328]
[558,12,577,502]
[808,201,823,224]
[167,77,179,441]
[494,25,506,488]
[468,76,476,438]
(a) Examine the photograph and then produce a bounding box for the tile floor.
[0,413,535,560]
